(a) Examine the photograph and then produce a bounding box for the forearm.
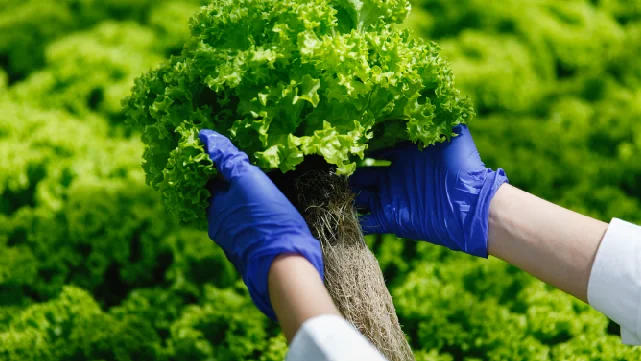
[268,254,341,342]
[487,184,608,303]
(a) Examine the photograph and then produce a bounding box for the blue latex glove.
[199,129,324,320]
[350,125,508,257]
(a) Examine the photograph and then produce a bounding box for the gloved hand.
[199,129,324,320]
[350,125,508,257]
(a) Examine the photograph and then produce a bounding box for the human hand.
[350,125,508,257]
[199,129,324,320]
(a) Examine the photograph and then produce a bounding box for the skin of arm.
[268,254,342,342]
[487,184,609,303]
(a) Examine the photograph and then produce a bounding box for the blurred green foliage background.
[1,0,641,360]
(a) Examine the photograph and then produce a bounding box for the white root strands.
[295,170,415,361]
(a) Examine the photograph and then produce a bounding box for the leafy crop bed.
[2,0,641,360]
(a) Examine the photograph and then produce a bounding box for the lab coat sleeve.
[588,218,641,345]
[286,314,389,361]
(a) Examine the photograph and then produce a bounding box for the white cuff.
[587,218,641,345]
[622,328,641,345]
[287,314,388,361]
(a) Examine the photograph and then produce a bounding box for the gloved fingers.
[448,124,473,147]
[366,147,402,162]
[353,189,377,211]
[365,141,417,161]
[199,129,250,181]
[349,166,386,189]
[358,214,385,236]
[441,124,484,168]
[207,177,231,196]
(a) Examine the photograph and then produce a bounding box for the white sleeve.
[286,314,389,361]
[587,218,641,345]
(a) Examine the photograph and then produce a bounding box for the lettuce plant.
[124,0,473,224]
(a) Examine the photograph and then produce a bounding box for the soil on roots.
[270,156,415,361]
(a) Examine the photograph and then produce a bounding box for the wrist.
[269,254,340,342]
[242,234,324,321]
[487,182,512,257]
[463,168,509,258]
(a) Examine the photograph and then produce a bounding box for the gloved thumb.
[199,129,250,181]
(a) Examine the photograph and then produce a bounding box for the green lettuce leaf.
[124,0,474,224]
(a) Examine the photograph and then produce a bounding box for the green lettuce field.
[2,0,641,360]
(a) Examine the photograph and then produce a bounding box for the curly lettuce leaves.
[124,0,474,224]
